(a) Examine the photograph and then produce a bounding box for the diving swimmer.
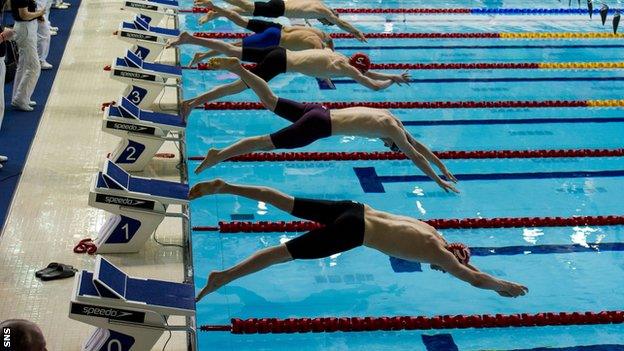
[190,1,334,66]
[194,0,367,41]
[193,57,456,193]
[166,33,410,120]
[190,179,529,302]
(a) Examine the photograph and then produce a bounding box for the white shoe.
[0,155,7,162]
[0,163,3,170]
[11,102,34,111]
[29,101,37,106]
[50,31,58,36]
[40,61,53,70]
[50,26,59,31]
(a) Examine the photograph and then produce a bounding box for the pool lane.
[196,324,624,351]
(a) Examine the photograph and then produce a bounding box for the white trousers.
[37,0,53,61]
[12,20,41,106]
[0,59,5,129]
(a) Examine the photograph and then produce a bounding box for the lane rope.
[187,149,624,162]
[199,100,623,110]
[182,62,624,71]
[191,32,624,40]
[192,215,624,232]
[199,310,624,334]
[181,8,620,15]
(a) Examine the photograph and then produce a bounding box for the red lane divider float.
[192,215,624,232]
[187,148,624,162]
[182,7,473,14]
[199,310,624,334]
[192,32,500,39]
[200,100,595,110]
[186,62,543,71]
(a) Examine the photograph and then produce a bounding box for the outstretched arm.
[405,133,457,183]
[388,125,459,193]
[366,70,411,85]
[320,9,367,42]
[434,250,529,298]
[343,64,393,91]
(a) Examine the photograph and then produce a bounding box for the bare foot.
[194,0,214,8]
[179,100,192,122]
[188,179,227,199]
[166,31,193,49]
[195,271,226,302]
[198,10,217,25]
[206,57,241,71]
[194,149,221,174]
[189,52,215,67]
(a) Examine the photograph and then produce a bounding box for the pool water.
[179,1,624,349]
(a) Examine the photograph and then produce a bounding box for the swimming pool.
[179,1,624,349]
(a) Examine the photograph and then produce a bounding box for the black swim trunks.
[241,46,287,81]
[270,98,332,149]
[253,0,285,18]
[285,198,366,259]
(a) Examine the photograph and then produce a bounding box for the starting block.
[118,15,180,61]
[104,97,184,172]
[88,160,188,253]
[110,50,181,109]
[69,255,195,350]
[122,0,178,27]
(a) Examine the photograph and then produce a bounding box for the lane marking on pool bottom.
[354,168,624,193]
[191,31,624,40]
[423,334,624,351]
[327,76,624,86]
[200,99,624,110]
[390,242,624,273]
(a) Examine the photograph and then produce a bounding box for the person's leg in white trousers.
[12,21,42,110]
[36,0,52,67]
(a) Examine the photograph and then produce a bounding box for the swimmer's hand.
[439,180,460,194]
[496,281,529,298]
[189,179,226,199]
[441,167,458,183]
[391,71,411,85]
[354,31,367,42]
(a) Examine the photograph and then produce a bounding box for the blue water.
[180,1,624,350]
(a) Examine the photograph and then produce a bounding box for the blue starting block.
[88,160,188,253]
[117,15,180,61]
[104,97,185,172]
[110,50,181,109]
[69,255,195,350]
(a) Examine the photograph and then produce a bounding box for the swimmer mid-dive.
[167,33,410,119]
[194,0,366,41]
[193,57,456,193]
[191,1,334,66]
[191,179,529,302]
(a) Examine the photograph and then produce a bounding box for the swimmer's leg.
[210,57,278,110]
[189,179,295,212]
[181,80,247,120]
[196,244,292,301]
[189,42,242,66]
[166,32,243,58]
[221,0,254,13]
[194,135,275,174]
